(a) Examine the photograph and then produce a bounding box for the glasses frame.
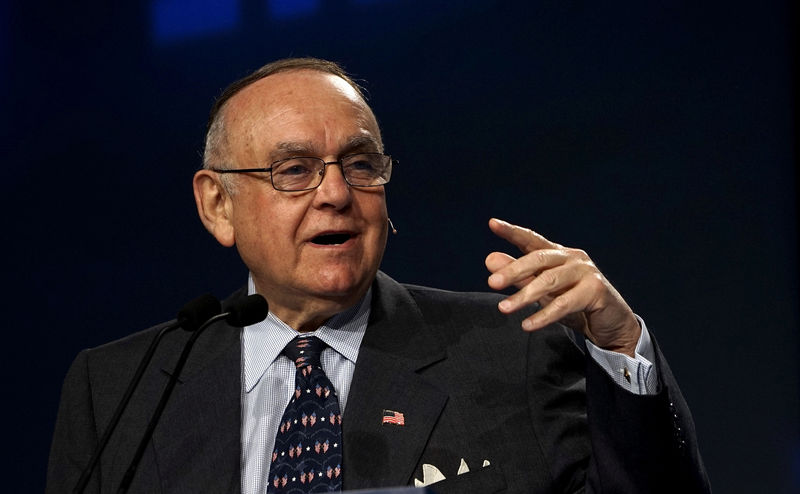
[209,152,395,192]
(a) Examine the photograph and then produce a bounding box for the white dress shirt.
[241,275,370,494]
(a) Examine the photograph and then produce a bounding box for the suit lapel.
[343,272,448,490]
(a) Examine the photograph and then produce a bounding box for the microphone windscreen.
[177,293,222,332]
[226,294,269,327]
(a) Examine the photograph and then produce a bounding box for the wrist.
[596,317,641,357]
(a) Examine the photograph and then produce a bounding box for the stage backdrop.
[4,1,797,492]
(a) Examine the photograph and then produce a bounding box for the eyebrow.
[342,135,382,154]
[268,135,382,162]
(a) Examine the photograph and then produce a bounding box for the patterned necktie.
[267,336,343,493]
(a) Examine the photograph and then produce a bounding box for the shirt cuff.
[585,315,658,395]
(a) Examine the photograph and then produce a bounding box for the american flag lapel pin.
[382,409,405,426]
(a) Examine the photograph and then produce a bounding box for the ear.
[193,169,235,247]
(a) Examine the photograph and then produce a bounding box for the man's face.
[219,70,388,319]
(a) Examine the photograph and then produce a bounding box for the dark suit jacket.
[47,272,710,493]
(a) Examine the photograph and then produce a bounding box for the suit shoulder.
[401,283,505,310]
[84,320,174,359]
[400,282,541,328]
[398,283,530,341]
[79,286,246,363]
[399,282,580,356]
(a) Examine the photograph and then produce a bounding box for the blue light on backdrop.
[151,0,399,43]
[152,0,240,43]
[269,0,321,20]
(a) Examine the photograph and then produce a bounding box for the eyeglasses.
[209,153,394,192]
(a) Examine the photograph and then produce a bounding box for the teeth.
[312,233,351,245]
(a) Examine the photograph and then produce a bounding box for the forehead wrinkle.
[267,134,382,162]
[266,141,321,163]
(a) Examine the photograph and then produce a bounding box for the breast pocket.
[417,464,506,494]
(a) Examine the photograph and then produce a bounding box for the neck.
[251,279,368,333]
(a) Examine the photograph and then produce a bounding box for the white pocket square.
[413,458,491,487]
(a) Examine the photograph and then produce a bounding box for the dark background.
[4,0,797,492]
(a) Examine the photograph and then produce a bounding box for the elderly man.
[48,58,710,493]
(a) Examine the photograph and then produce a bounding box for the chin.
[310,265,372,300]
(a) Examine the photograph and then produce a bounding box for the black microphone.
[73,294,221,494]
[117,294,269,494]
[176,293,223,331]
[226,293,270,327]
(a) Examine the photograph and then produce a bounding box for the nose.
[312,161,352,210]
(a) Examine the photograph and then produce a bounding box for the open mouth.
[310,233,353,245]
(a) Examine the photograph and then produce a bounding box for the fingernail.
[522,320,533,330]
[499,300,512,312]
[489,273,503,285]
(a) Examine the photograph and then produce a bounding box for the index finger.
[489,218,558,254]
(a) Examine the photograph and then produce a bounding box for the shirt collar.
[242,273,370,392]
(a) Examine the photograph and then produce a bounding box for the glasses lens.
[271,158,324,191]
[342,154,392,186]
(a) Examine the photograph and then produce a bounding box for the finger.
[488,248,569,290]
[489,218,559,254]
[519,277,597,331]
[485,251,516,274]
[486,252,537,290]
[497,263,584,314]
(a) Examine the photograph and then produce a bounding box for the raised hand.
[485,218,640,356]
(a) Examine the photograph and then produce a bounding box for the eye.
[274,158,317,176]
[344,154,382,175]
[350,158,377,172]
[282,164,312,175]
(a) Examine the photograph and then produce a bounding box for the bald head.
[202,58,382,188]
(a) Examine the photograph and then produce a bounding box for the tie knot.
[283,336,327,368]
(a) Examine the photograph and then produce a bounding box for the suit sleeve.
[582,332,711,493]
[47,350,101,494]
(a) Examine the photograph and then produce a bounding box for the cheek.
[361,196,389,257]
[232,194,300,255]
[357,189,388,220]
